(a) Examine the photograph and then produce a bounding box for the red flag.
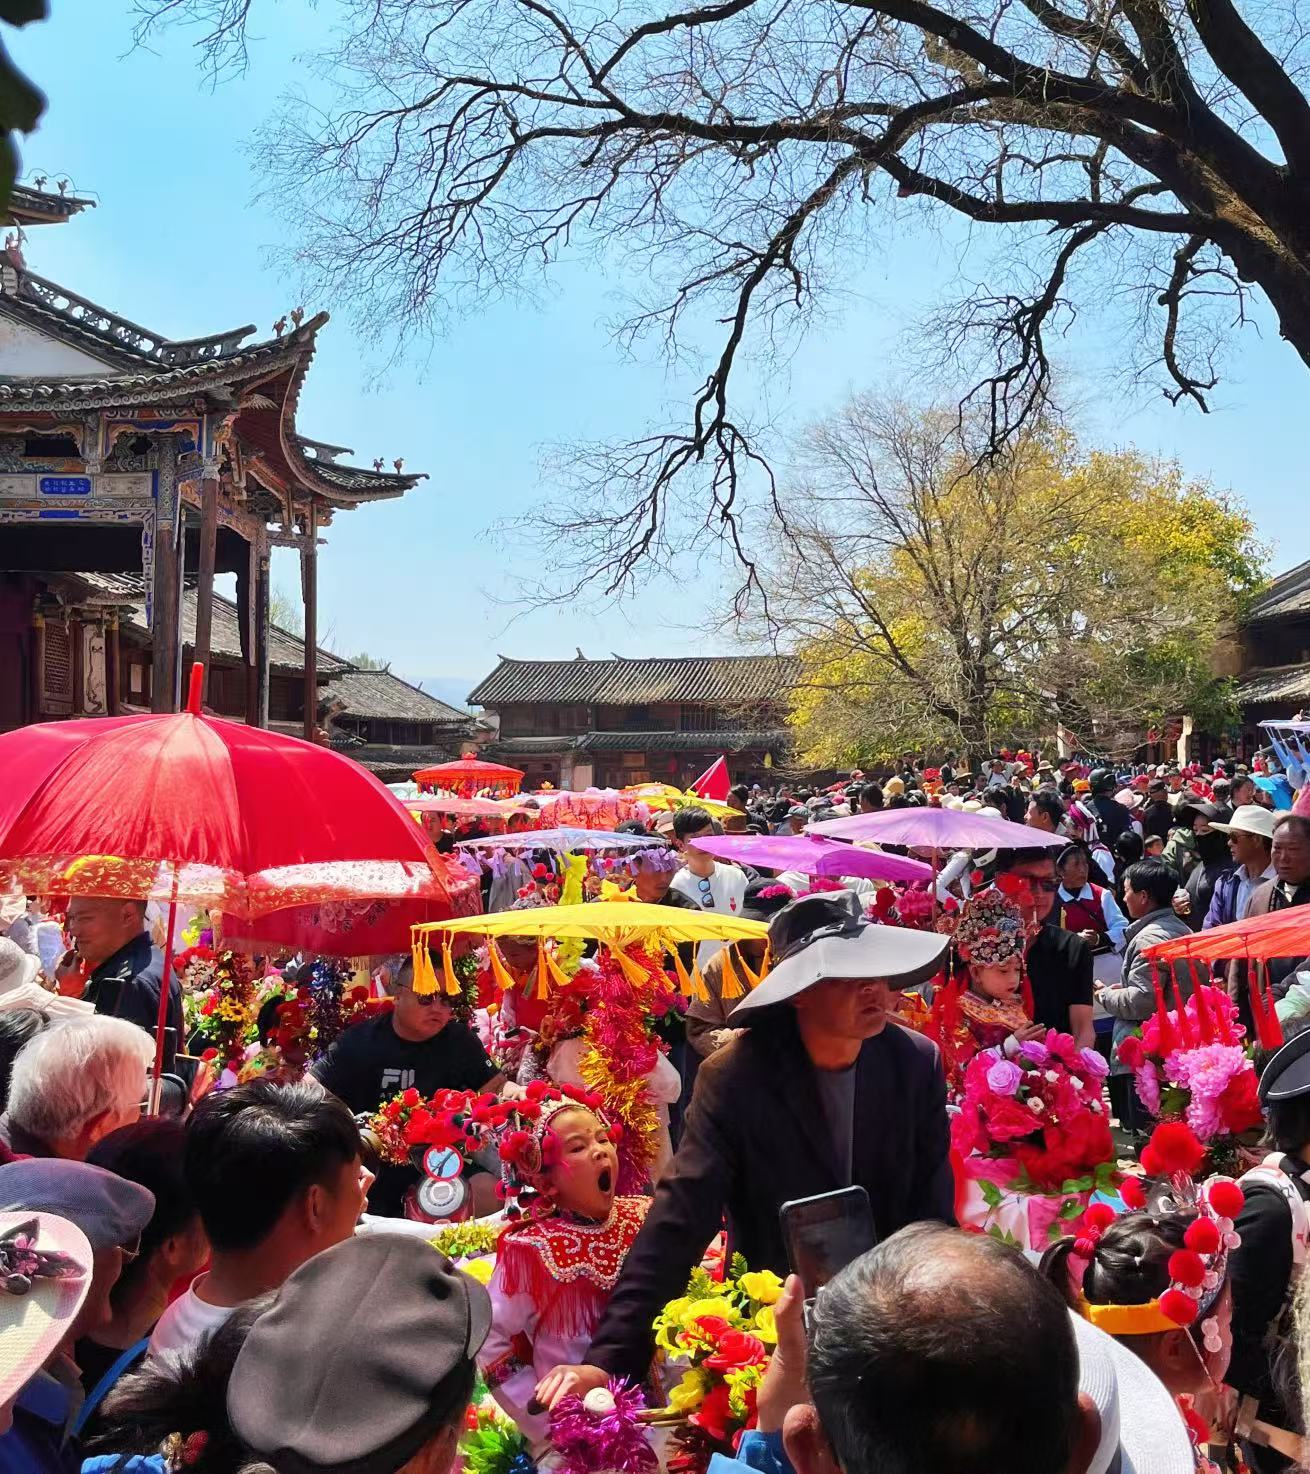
[689,756,730,802]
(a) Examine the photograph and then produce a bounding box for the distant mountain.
[406,675,479,712]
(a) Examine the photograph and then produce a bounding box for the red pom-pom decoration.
[1120,1177,1147,1210]
[1184,1218,1221,1255]
[1082,1203,1118,1233]
[1139,1146,1161,1177]
[1159,1288,1199,1325]
[1145,1122,1207,1177]
[1168,1249,1206,1289]
[1207,1180,1245,1219]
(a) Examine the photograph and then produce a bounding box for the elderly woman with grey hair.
[0,1014,153,1160]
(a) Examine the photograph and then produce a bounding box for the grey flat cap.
[0,1158,155,1249]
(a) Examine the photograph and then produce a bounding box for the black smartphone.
[779,1187,876,1303]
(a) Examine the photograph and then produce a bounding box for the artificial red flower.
[1115,1035,1146,1070]
[402,1087,421,1108]
[691,1383,734,1443]
[1216,1068,1263,1135]
[690,1315,735,1343]
[1208,1179,1245,1220]
[1145,1122,1206,1177]
[704,1330,769,1373]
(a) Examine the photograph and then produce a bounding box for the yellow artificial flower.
[654,1297,693,1355]
[668,1368,712,1414]
[681,1296,741,1326]
[458,1258,494,1286]
[739,1270,784,1306]
[726,1363,766,1421]
[752,1306,778,1345]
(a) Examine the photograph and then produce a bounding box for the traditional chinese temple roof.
[469,653,799,707]
[3,183,94,228]
[1247,559,1310,623]
[0,216,427,510]
[322,667,470,724]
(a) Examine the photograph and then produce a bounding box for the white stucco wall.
[0,314,116,375]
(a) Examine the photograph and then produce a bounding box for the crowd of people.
[2,742,1310,1474]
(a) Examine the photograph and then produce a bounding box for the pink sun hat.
[0,1210,91,1412]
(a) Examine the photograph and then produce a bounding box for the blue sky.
[10,3,1309,706]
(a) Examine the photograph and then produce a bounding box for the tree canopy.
[772,395,1266,765]
[136,0,1310,598]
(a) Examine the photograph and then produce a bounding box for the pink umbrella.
[686,833,934,883]
[808,808,1067,850]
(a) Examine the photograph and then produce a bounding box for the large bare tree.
[137,0,1310,597]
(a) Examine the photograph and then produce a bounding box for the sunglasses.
[119,1230,142,1263]
[697,876,715,908]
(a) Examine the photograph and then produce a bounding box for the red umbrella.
[413,758,524,797]
[0,665,467,1086]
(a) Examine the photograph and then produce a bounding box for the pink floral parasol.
[685,833,934,883]
[808,808,1067,850]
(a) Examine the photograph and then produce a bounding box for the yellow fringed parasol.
[411,901,769,1002]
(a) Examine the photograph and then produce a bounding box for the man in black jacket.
[65,896,182,1066]
[534,891,954,1399]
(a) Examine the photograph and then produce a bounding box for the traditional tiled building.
[0,181,423,736]
[1227,560,1310,748]
[470,653,798,789]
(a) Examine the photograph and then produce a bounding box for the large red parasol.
[413,758,524,797]
[0,665,470,1085]
[1142,905,1310,963]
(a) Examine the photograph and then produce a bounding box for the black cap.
[1260,1028,1310,1104]
[228,1235,491,1474]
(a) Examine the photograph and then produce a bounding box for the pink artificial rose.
[987,1059,1024,1097]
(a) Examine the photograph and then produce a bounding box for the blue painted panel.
[39,476,91,496]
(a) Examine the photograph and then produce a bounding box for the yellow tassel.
[738,948,762,992]
[534,939,551,1000]
[691,959,710,1004]
[412,942,439,997]
[542,945,573,992]
[488,942,517,993]
[757,942,771,980]
[441,940,461,997]
[612,947,650,988]
[720,946,745,1001]
[671,947,696,998]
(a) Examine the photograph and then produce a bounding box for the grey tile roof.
[1234,663,1310,704]
[81,572,348,673]
[7,184,94,224]
[326,740,467,774]
[1247,561,1310,622]
[469,655,799,707]
[489,729,789,755]
[323,668,471,723]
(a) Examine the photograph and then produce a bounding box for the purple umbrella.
[686,833,934,883]
[807,808,1066,850]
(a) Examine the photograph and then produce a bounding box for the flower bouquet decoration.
[1115,982,1263,1174]
[176,946,257,1072]
[460,1381,536,1474]
[951,1030,1116,1249]
[649,1256,780,1473]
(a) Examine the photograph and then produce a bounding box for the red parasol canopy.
[1142,905,1310,963]
[413,758,524,797]
[0,669,461,920]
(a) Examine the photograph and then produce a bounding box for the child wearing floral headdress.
[479,1082,650,1450]
[929,886,1044,1096]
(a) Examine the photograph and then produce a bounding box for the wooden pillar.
[255,540,271,730]
[152,436,180,713]
[28,609,43,723]
[106,614,120,716]
[193,471,219,702]
[301,504,318,740]
[237,538,257,726]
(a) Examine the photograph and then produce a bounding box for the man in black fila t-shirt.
[313,957,504,1215]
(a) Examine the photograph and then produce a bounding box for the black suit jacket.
[586,1012,954,1381]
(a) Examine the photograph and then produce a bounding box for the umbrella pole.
[151,898,179,1114]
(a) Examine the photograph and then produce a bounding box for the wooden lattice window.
[43,623,73,714]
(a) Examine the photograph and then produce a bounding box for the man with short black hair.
[857,782,883,814]
[670,806,749,966]
[147,1078,372,1367]
[65,897,182,1059]
[1024,790,1065,835]
[1101,859,1189,1129]
[790,1224,1192,1474]
[993,848,1094,1048]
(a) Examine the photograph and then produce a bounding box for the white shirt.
[147,1276,239,1368]
[671,862,749,964]
[1058,882,1129,952]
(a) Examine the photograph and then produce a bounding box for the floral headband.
[1072,1176,1244,1343]
[951,887,1028,968]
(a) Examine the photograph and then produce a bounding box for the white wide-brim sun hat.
[0,1210,92,1409]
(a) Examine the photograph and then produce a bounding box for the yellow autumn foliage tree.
[770,395,1266,767]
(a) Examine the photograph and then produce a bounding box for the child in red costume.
[480,1084,649,1449]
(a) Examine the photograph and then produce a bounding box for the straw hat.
[0,1210,91,1407]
